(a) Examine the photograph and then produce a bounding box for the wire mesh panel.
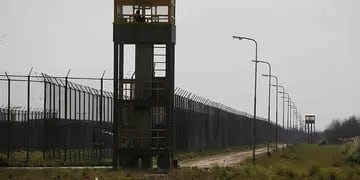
[0,73,299,166]
[0,73,113,166]
[173,88,291,153]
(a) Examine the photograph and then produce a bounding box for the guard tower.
[305,114,315,144]
[113,0,176,169]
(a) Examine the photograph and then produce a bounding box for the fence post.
[69,84,73,162]
[82,89,86,160]
[100,72,105,160]
[5,72,11,160]
[78,88,82,161]
[64,69,70,162]
[26,68,33,164]
[56,78,61,159]
[42,74,47,161]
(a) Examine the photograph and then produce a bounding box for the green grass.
[2,144,360,179]
[169,144,360,179]
[240,144,352,179]
[0,149,112,167]
[252,144,342,170]
[0,168,150,180]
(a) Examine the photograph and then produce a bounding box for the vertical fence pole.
[64,77,68,162]
[78,89,82,161]
[88,89,91,160]
[26,76,30,163]
[74,86,77,161]
[92,90,96,160]
[82,90,86,160]
[49,80,53,159]
[110,94,113,160]
[77,88,81,161]
[56,79,60,159]
[100,72,105,161]
[186,92,191,152]
[100,81,103,160]
[64,70,70,162]
[26,68,33,164]
[96,91,99,161]
[50,82,55,158]
[69,86,72,162]
[5,73,11,160]
[43,75,47,161]
[22,109,26,153]
[107,95,110,158]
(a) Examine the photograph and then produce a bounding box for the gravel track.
[180,145,284,168]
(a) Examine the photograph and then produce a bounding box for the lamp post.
[290,104,297,131]
[287,99,293,131]
[292,106,298,140]
[299,114,302,132]
[255,60,271,155]
[282,93,290,146]
[232,35,258,163]
[264,74,279,151]
[289,100,295,143]
[273,84,285,150]
[300,118,305,143]
[293,108,298,130]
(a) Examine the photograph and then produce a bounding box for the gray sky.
[1,0,360,130]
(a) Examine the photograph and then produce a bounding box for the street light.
[286,99,293,131]
[264,74,279,151]
[282,93,290,146]
[289,102,296,143]
[290,104,296,131]
[273,84,285,150]
[292,106,299,138]
[299,114,304,132]
[233,35,258,163]
[293,107,298,130]
[255,60,271,155]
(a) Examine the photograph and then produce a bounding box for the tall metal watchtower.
[113,0,176,169]
[304,114,315,144]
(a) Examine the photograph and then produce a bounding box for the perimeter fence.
[0,73,113,166]
[173,88,286,153]
[0,72,300,166]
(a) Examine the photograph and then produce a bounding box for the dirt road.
[180,146,282,168]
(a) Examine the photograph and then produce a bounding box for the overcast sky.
[1,0,360,130]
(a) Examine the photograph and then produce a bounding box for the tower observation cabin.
[113,0,176,169]
[305,114,315,144]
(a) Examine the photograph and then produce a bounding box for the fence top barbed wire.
[42,73,114,98]
[175,87,267,122]
[0,73,267,122]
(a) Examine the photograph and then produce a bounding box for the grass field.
[1,144,360,179]
[171,144,360,179]
[0,150,112,167]
[175,143,271,162]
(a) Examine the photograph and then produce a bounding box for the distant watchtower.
[113,0,176,169]
[304,114,315,144]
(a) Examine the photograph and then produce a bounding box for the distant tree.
[324,116,360,143]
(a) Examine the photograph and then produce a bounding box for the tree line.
[324,116,360,143]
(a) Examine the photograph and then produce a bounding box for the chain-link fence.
[0,73,302,166]
[173,88,289,153]
[0,73,113,166]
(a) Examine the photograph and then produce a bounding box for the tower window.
[116,5,171,23]
[153,44,166,78]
